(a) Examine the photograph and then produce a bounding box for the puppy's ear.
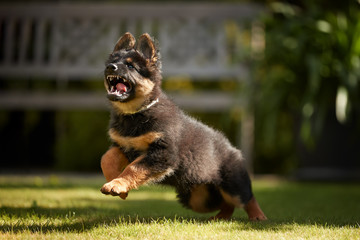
[113,32,136,52]
[136,33,157,62]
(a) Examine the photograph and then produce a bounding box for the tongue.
[116,83,127,93]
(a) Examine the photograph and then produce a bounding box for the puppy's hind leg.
[244,197,267,221]
[209,201,235,221]
[218,189,267,221]
[100,147,129,199]
[220,158,267,221]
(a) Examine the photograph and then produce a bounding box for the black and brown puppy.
[100,32,267,221]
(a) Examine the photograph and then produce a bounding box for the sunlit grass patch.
[0,174,359,239]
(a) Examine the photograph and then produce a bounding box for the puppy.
[100,32,267,221]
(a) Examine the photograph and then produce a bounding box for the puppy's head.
[104,32,161,114]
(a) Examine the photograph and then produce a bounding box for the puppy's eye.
[126,62,134,69]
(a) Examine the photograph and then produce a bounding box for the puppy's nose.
[106,63,118,71]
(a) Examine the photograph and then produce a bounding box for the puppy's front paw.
[101,180,128,199]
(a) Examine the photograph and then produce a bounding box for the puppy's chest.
[108,128,163,153]
[109,113,163,152]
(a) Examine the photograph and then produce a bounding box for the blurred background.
[0,0,359,181]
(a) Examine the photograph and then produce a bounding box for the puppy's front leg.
[100,155,153,199]
[101,147,129,181]
[100,147,130,199]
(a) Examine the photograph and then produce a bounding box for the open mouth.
[106,75,133,101]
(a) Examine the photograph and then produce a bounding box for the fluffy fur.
[100,32,267,221]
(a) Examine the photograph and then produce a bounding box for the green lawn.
[0,174,359,239]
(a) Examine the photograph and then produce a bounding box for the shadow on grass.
[0,205,279,234]
[1,199,359,234]
[0,202,201,234]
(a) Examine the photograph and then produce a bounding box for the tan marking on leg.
[244,197,267,221]
[189,185,212,213]
[100,147,130,199]
[219,189,244,208]
[101,147,129,182]
[101,155,172,199]
[209,201,235,221]
[111,78,155,114]
[208,189,241,220]
[108,128,163,152]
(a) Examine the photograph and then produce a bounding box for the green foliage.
[254,1,360,173]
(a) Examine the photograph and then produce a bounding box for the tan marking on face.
[219,189,244,208]
[108,128,163,152]
[111,77,155,114]
[189,184,212,213]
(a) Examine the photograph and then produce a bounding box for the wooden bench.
[0,3,263,169]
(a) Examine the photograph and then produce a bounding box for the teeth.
[106,75,127,82]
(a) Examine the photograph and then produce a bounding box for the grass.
[0,174,359,239]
